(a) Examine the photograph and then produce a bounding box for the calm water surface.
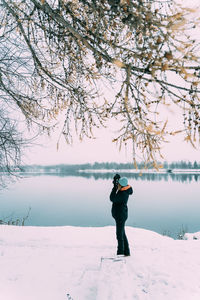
[0,173,200,238]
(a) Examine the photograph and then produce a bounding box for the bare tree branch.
[0,0,200,172]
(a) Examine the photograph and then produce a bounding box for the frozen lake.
[0,172,200,238]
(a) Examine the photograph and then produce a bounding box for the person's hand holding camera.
[112,173,120,189]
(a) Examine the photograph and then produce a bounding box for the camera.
[113,173,120,188]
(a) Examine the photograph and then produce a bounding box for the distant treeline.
[20,160,200,173]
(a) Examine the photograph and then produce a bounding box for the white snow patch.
[184,231,200,240]
[0,225,200,300]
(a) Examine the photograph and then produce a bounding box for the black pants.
[115,218,130,255]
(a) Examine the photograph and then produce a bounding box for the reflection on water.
[22,171,200,183]
[78,172,200,183]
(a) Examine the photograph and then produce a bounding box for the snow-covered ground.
[0,225,200,300]
[78,168,200,174]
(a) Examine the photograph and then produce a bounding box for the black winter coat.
[110,185,133,220]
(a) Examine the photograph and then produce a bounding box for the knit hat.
[118,177,128,187]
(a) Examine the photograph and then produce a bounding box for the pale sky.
[23,121,200,165]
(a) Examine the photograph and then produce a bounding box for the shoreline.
[1,168,200,175]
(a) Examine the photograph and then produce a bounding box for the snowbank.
[0,225,200,300]
[78,168,200,174]
[184,231,200,240]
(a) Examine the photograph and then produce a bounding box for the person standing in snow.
[110,174,133,256]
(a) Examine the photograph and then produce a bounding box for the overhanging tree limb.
[0,0,200,171]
